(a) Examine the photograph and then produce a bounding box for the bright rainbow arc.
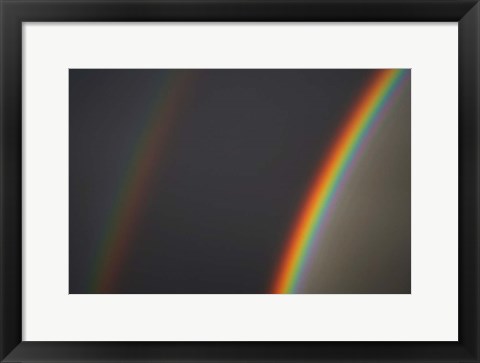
[271,69,408,294]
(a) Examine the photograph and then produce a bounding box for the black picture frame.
[1,0,479,362]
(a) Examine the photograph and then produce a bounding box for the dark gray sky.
[69,69,410,294]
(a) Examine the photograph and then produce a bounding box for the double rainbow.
[271,69,409,294]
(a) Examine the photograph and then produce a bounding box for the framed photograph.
[1,0,478,362]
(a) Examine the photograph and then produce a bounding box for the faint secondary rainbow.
[271,69,409,294]
[90,70,196,293]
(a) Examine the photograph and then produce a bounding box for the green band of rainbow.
[271,69,408,294]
